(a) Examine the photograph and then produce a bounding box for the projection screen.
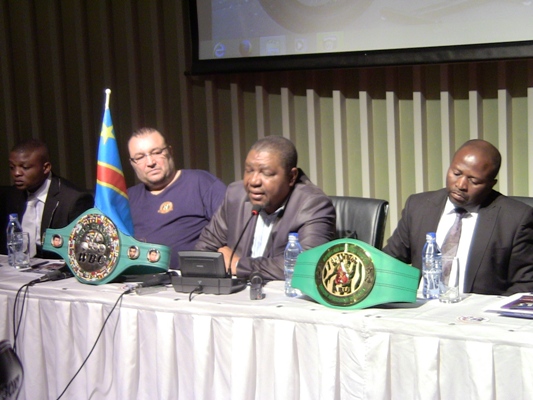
[187,0,533,74]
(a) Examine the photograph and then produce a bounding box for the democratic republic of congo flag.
[95,91,134,236]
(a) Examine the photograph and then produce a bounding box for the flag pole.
[105,88,111,110]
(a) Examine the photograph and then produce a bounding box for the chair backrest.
[330,196,389,250]
[509,196,533,208]
[0,340,24,400]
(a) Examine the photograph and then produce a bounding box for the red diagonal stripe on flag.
[97,162,128,196]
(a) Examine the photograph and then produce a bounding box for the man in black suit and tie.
[2,139,93,258]
[383,139,533,295]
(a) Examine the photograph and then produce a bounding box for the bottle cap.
[9,213,18,220]
[288,232,299,240]
[425,232,436,241]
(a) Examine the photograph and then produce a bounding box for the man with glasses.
[127,127,226,269]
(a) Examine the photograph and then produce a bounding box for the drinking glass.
[439,256,461,303]
[13,232,31,269]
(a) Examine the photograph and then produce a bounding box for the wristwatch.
[43,208,170,285]
[292,238,420,309]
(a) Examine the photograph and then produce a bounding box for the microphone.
[137,273,170,288]
[30,268,74,285]
[228,204,262,275]
[123,273,171,295]
[249,271,264,300]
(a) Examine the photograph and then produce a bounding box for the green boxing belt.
[291,239,420,309]
[43,208,170,285]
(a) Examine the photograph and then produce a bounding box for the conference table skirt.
[1,263,533,399]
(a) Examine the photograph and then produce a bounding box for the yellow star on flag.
[101,123,115,144]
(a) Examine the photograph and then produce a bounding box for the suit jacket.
[195,170,336,280]
[382,188,533,295]
[1,174,94,257]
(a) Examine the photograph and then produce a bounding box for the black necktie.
[441,207,467,284]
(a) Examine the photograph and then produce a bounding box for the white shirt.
[435,199,479,294]
[251,207,284,257]
[21,175,51,251]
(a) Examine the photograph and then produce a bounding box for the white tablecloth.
[1,258,533,400]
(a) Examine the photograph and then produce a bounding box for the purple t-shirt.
[128,170,226,269]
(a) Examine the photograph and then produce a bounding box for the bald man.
[383,139,533,295]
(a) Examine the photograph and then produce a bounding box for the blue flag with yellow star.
[95,107,134,236]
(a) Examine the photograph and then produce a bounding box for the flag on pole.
[95,89,134,236]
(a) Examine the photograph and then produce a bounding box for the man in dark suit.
[2,139,94,258]
[195,136,336,280]
[383,139,533,295]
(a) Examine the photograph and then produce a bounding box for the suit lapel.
[14,189,27,217]
[240,202,257,258]
[41,176,60,235]
[464,200,499,291]
[424,191,446,233]
[415,190,447,245]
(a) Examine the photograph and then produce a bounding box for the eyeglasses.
[129,146,170,165]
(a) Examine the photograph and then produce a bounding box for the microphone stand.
[227,204,261,276]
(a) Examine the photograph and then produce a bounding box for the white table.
[1,257,533,400]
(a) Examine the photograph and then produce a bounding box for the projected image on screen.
[197,0,533,61]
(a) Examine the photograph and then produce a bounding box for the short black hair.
[250,136,298,173]
[11,138,50,164]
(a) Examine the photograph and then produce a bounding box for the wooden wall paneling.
[281,87,295,142]
[412,65,427,194]
[205,79,221,176]
[332,90,347,195]
[230,82,245,180]
[255,82,269,138]
[358,68,377,199]
[385,68,401,230]
[468,64,482,139]
[358,85,374,198]
[306,88,322,187]
[175,3,193,169]
[440,65,454,181]
[243,86,259,158]
[497,61,512,195]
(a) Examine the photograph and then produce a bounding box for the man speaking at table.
[195,136,336,280]
[383,139,533,295]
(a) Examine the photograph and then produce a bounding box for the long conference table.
[1,257,533,400]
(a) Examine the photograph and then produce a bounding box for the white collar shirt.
[436,198,479,294]
[251,206,284,258]
[22,175,51,252]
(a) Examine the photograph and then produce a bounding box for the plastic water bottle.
[284,232,302,297]
[422,232,442,299]
[6,214,23,267]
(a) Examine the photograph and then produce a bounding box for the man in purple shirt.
[127,127,226,269]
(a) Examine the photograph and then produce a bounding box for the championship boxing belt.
[43,208,170,285]
[291,239,420,309]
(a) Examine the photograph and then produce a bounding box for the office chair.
[330,196,389,250]
[509,196,533,208]
[0,340,24,400]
